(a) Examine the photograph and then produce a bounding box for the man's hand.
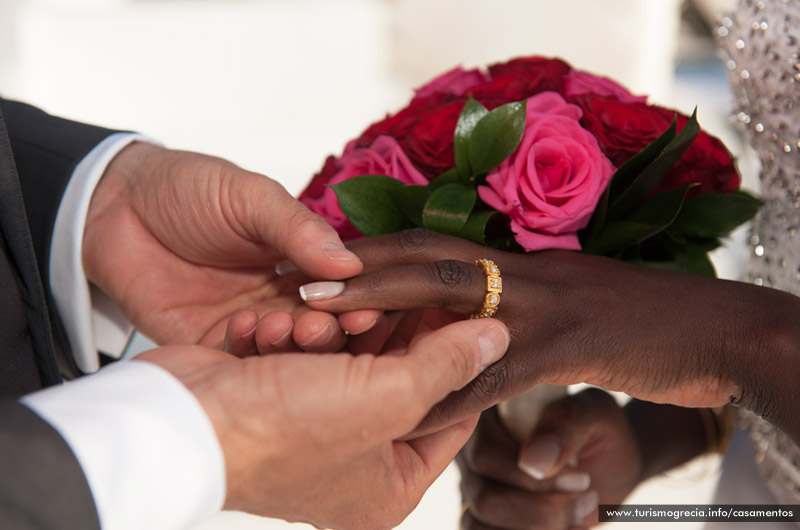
[82,142,364,348]
[136,318,510,530]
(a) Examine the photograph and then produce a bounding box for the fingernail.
[573,491,599,524]
[477,325,509,372]
[555,471,591,493]
[275,260,298,276]
[321,242,360,262]
[242,322,258,338]
[299,281,344,301]
[269,327,292,347]
[518,434,560,479]
[305,323,335,347]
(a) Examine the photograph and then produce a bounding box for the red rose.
[471,56,572,102]
[571,94,739,196]
[299,154,339,203]
[356,93,455,149]
[486,56,573,90]
[400,98,466,178]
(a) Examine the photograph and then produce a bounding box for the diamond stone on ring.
[469,259,502,319]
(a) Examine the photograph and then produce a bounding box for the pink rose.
[302,135,428,240]
[563,70,647,104]
[478,92,615,251]
[414,66,491,98]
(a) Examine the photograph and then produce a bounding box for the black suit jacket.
[0,99,115,529]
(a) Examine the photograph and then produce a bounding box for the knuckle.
[430,260,473,287]
[393,227,436,254]
[422,260,481,311]
[467,362,509,406]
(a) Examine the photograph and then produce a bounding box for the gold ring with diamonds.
[469,258,502,319]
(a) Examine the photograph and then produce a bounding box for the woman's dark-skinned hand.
[458,389,641,530]
[298,229,800,443]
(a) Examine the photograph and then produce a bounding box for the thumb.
[372,318,509,439]
[250,175,362,279]
[517,388,617,480]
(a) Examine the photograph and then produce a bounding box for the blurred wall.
[0,0,685,196]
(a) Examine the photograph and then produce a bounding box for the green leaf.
[583,186,690,255]
[608,120,676,203]
[428,168,460,191]
[422,183,478,235]
[331,175,414,236]
[454,97,489,181]
[579,184,611,247]
[673,190,762,238]
[608,109,701,220]
[468,100,527,176]
[390,185,430,226]
[620,245,643,265]
[458,210,496,245]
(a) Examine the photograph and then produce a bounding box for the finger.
[460,408,571,493]
[397,414,480,499]
[459,409,591,495]
[223,310,259,357]
[248,175,362,279]
[345,229,485,272]
[253,311,296,353]
[292,310,347,353]
[460,511,501,530]
[344,313,394,355]
[299,259,490,316]
[337,309,382,335]
[519,389,620,480]
[462,468,597,530]
[371,318,509,438]
[461,511,587,530]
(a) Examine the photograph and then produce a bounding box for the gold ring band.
[469,258,502,319]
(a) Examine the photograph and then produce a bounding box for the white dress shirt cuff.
[49,133,154,374]
[20,360,226,530]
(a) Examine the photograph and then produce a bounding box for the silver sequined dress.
[718,0,800,509]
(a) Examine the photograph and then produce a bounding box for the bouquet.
[300,56,760,276]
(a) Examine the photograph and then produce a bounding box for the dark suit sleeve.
[0,99,117,293]
[0,99,121,377]
[0,400,100,530]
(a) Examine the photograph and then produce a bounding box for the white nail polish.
[574,491,599,524]
[518,434,560,480]
[555,471,591,492]
[299,281,345,301]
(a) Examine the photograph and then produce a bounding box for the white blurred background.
[0,0,757,528]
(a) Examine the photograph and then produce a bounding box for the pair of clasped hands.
[87,142,794,530]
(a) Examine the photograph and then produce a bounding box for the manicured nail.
[275,260,298,276]
[518,434,560,479]
[477,325,510,372]
[299,281,344,301]
[573,491,599,524]
[555,471,591,492]
[321,242,360,262]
